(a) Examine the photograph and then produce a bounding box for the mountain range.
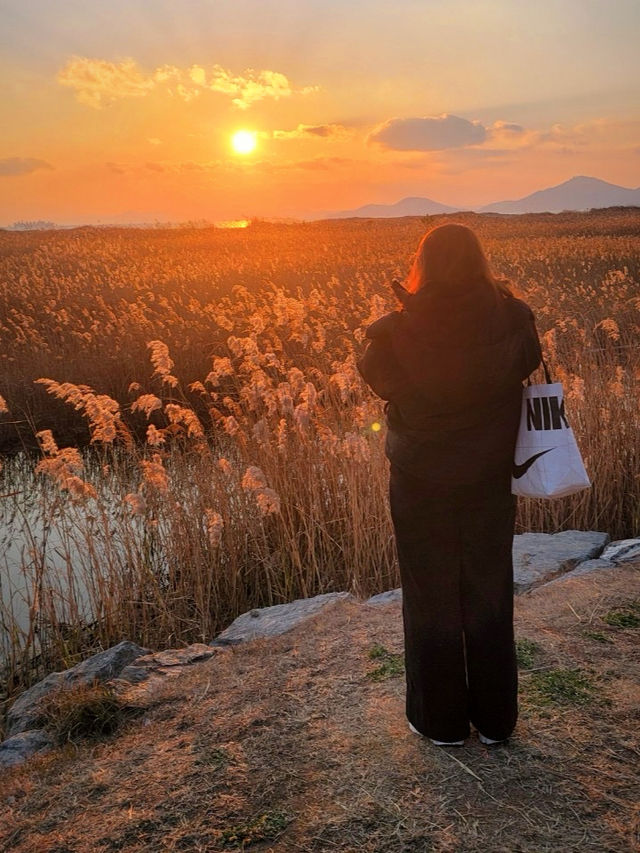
[327,176,640,219]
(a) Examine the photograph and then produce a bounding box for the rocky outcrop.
[601,539,640,564]
[209,591,355,646]
[118,643,218,685]
[0,730,55,769]
[512,530,610,593]
[1,640,149,769]
[4,672,66,738]
[366,589,403,606]
[6,640,148,739]
[539,537,640,587]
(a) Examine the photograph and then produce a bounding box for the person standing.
[358,223,542,746]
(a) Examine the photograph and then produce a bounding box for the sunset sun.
[231,130,257,155]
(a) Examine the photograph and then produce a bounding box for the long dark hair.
[406,223,512,299]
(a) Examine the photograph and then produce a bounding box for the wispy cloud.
[0,157,54,177]
[272,123,351,140]
[58,58,154,108]
[369,114,486,151]
[432,147,518,175]
[58,57,319,110]
[488,117,640,154]
[290,156,353,171]
[105,160,223,175]
[206,67,317,110]
[534,117,640,152]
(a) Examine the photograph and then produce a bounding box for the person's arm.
[507,296,543,381]
[521,307,543,380]
[357,336,396,401]
[356,312,414,401]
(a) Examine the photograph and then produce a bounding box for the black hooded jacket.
[357,283,542,495]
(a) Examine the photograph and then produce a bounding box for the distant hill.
[324,176,640,219]
[480,176,640,214]
[328,195,459,218]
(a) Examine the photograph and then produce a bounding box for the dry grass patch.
[0,563,638,852]
[38,681,128,743]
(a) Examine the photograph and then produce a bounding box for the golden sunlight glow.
[231,130,257,155]
[216,219,250,229]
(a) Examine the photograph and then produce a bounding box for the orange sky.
[1,0,639,224]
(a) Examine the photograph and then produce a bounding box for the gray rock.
[6,640,148,737]
[5,672,65,736]
[570,558,616,575]
[148,644,216,667]
[118,643,216,684]
[513,530,609,593]
[0,729,54,769]
[210,591,354,645]
[64,640,149,687]
[600,538,640,564]
[541,558,616,586]
[115,665,151,685]
[366,589,402,606]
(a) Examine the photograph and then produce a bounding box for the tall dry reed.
[1,210,639,724]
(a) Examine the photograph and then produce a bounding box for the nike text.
[526,396,569,431]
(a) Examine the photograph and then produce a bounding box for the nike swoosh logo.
[513,448,555,479]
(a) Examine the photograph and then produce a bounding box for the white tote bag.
[511,366,591,499]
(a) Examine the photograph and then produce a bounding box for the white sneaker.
[408,722,464,746]
[478,732,505,745]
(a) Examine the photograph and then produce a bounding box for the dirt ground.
[1,562,639,853]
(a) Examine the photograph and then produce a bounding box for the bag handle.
[527,355,552,386]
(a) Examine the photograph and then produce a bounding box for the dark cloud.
[0,157,54,177]
[369,115,486,151]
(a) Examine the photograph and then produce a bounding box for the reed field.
[0,208,639,717]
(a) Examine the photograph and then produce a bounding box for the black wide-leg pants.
[389,466,518,743]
